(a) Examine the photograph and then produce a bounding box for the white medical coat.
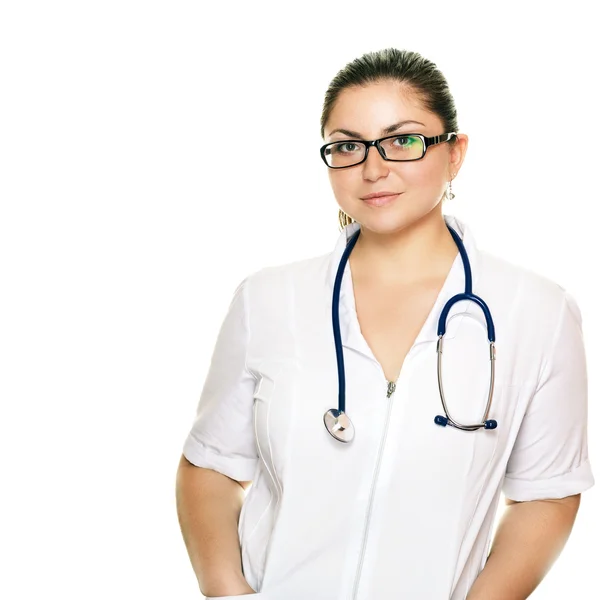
[183,214,595,600]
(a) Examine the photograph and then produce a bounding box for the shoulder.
[477,249,580,332]
[480,249,569,303]
[243,251,331,300]
[236,252,331,342]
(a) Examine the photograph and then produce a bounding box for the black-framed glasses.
[320,132,457,169]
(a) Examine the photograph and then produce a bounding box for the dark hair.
[320,48,459,229]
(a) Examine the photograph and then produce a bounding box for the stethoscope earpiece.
[434,416,498,430]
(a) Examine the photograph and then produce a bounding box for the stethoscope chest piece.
[323,408,355,443]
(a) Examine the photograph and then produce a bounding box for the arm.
[466,494,581,600]
[175,454,255,597]
[468,290,593,598]
[177,276,260,595]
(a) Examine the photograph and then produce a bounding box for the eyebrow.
[328,120,426,139]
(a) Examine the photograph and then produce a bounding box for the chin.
[355,207,433,235]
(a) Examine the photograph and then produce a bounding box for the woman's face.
[323,80,468,234]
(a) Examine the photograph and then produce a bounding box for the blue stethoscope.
[323,223,498,443]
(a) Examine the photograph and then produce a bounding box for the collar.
[325,213,482,358]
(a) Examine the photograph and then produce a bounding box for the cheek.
[403,160,445,190]
[330,172,360,197]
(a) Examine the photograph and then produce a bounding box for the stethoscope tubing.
[331,226,361,415]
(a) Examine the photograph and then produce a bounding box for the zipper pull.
[386,380,396,398]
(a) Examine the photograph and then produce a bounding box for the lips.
[361,191,399,200]
[362,193,401,207]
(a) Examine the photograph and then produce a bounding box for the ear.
[448,133,468,180]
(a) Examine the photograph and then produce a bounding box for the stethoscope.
[323,223,498,443]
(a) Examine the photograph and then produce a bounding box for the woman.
[176,48,595,599]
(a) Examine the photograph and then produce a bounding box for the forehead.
[326,80,443,137]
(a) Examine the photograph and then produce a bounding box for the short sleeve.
[502,291,595,501]
[182,276,259,482]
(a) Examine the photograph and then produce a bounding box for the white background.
[1,1,598,598]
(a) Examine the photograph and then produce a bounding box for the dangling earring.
[447,173,456,200]
[338,208,353,230]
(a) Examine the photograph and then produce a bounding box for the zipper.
[386,380,396,398]
[350,373,399,600]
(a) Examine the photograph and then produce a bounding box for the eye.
[393,136,415,147]
[332,142,361,154]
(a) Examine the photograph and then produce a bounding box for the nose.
[362,143,390,179]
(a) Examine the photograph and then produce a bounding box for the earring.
[447,173,456,200]
[338,208,353,230]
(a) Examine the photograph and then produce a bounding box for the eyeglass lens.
[324,135,425,168]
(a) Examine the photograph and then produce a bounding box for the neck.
[349,210,459,285]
